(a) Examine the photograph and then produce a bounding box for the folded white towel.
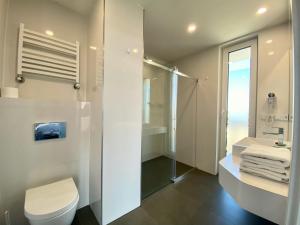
[241,144,291,168]
[241,157,288,171]
[240,166,289,183]
[241,160,289,175]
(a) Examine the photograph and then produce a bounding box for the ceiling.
[140,0,290,62]
[50,0,290,62]
[51,0,96,15]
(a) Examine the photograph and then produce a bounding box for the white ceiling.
[140,0,290,62]
[51,0,96,15]
[50,0,289,62]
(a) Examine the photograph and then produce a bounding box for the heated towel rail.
[16,23,80,89]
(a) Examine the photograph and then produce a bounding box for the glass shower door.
[175,75,197,178]
[141,62,176,199]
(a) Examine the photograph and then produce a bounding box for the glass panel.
[141,62,176,199]
[226,47,251,154]
[175,76,197,178]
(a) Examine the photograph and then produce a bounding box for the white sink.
[232,137,290,156]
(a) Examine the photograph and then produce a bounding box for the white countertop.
[219,154,289,197]
[219,153,289,224]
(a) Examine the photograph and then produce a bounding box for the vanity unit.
[219,137,289,225]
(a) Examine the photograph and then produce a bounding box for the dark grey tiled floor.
[73,170,276,225]
[142,156,193,199]
[72,206,99,225]
[111,170,276,225]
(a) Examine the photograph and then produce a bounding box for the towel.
[241,157,288,171]
[241,144,291,168]
[241,160,289,175]
[240,166,289,183]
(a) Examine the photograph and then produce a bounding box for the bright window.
[143,78,151,124]
[226,47,251,153]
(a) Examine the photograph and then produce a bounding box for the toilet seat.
[25,178,79,221]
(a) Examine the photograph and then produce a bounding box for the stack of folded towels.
[240,145,291,183]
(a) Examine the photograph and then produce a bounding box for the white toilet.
[24,178,79,225]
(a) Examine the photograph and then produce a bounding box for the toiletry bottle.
[278,128,284,146]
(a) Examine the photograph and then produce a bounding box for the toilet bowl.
[24,178,79,225]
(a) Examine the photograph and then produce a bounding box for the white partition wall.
[102,0,144,224]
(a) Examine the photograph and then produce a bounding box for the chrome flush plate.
[34,122,66,141]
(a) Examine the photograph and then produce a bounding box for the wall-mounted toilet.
[24,178,79,225]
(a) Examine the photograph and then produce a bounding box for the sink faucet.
[263,127,285,146]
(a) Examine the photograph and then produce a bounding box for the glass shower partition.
[141,60,197,199]
[141,62,177,199]
[175,75,197,178]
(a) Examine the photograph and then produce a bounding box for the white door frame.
[285,0,299,224]
[219,39,258,159]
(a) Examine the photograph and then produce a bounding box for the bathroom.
[0,0,299,225]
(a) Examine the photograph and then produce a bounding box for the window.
[143,78,151,124]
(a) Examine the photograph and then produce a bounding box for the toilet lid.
[25,178,79,220]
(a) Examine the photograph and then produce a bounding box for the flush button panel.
[34,122,66,141]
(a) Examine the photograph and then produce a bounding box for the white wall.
[86,0,104,223]
[175,47,220,174]
[102,0,143,224]
[0,2,105,224]
[256,24,292,140]
[175,23,292,175]
[0,98,91,225]
[0,0,8,89]
[2,0,88,101]
[0,4,8,220]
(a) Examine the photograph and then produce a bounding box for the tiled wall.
[1,0,88,101]
[0,1,105,223]
[256,23,293,140]
[0,98,91,225]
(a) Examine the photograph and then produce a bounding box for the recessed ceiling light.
[45,30,54,36]
[132,48,139,54]
[89,46,97,50]
[187,24,197,33]
[257,7,267,15]
[266,39,273,44]
[268,51,275,56]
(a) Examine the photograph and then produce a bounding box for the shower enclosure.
[141,59,197,199]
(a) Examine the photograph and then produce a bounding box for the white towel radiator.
[16,23,80,89]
